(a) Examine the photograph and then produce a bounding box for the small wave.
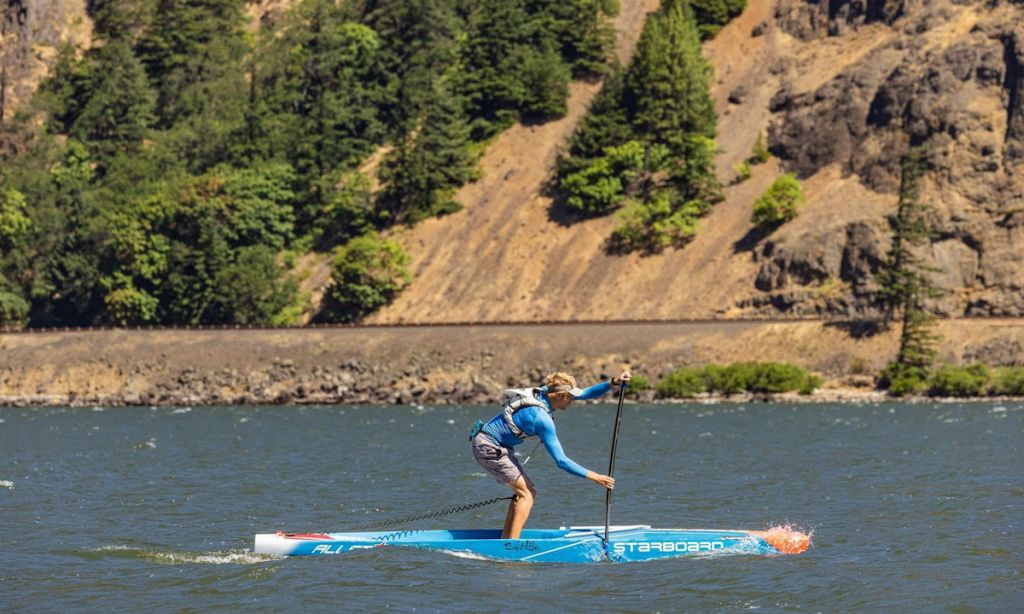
[0,480,13,489]
[171,407,192,414]
[93,545,282,565]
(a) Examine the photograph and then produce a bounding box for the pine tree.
[378,78,475,224]
[528,0,618,77]
[361,0,459,135]
[255,2,385,222]
[625,0,717,150]
[457,0,534,138]
[557,64,632,178]
[137,0,249,128]
[518,41,571,120]
[690,0,747,39]
[89,0,153,43]
[875,148,942,394]
[35,44,91,135]
[70,42,155,163]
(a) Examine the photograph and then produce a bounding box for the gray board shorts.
[472,432,526,484]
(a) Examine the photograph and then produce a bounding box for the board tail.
[752,525,811,554]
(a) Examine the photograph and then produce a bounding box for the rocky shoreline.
[0,358,1018,408]
[2,321,1021,407]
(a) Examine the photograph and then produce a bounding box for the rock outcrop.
[754,0,1024,317]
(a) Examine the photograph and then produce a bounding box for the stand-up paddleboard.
[253,524,810,562]
[256,384,811,562]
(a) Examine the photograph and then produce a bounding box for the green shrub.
[732,161,751,184]
[321,232,411,323]
[927,364,991,397]
[562,141,647,215]
[628,374,650,390]
[799,374,824,395]
[751,174,804,227]
[703,362,809,394]
[0,287,30,328]
[208,245,298,325]
[877,362,928,396]
[747,362,808,393]
[0,188,32,251]
[993,367,1024,395]
[655,367,705,398]
[609,192,701,254]
[747,132,770,165]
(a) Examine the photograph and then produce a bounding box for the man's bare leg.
[502,476,536,539]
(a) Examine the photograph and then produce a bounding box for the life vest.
[501,388,552,440]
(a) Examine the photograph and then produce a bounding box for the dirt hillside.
[369,0,1024,323]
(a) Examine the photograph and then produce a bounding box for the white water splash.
[0,480,14,489]
[440,549,491,561]
[94,545,282,565]
[171,407,192,414]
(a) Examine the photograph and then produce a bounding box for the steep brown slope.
[371,0,1024,323]
[370,0,758,323]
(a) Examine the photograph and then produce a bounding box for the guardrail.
[0,315,1018,335]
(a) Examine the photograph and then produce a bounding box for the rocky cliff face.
[0,0,89,129]
[757,0,1024,317]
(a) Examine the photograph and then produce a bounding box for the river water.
[1,402,1020,612]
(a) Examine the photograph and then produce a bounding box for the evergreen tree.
[690,0,746,39]
[361,0,459,134]
[256,4,385,220]
[70,42,156,163]
[875,148,942,394]
[35,45,91,135]
[625,0,717,150]
[14,141,106,326]
[377,78,475,224]
[527,0,618,77]
[557,64,632,178]
[137,0,249,128]
[457,0,535,138]
[518,41,571,119]
[89,0,153,43]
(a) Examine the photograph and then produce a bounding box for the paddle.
[604,380,627,549]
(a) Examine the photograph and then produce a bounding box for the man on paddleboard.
[470,370,631,539]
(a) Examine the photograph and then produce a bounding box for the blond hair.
[546,372,577,398]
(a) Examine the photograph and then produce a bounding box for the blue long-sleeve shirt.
[480,381,613,478]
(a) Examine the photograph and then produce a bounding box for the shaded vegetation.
[556,0,728,254]
[751,174,803,228]
[654,362,818,398]
[0,0,620,327]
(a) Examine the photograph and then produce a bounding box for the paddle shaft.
[604,382,627,545]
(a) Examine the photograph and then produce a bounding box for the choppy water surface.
[1,402,1021,611]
